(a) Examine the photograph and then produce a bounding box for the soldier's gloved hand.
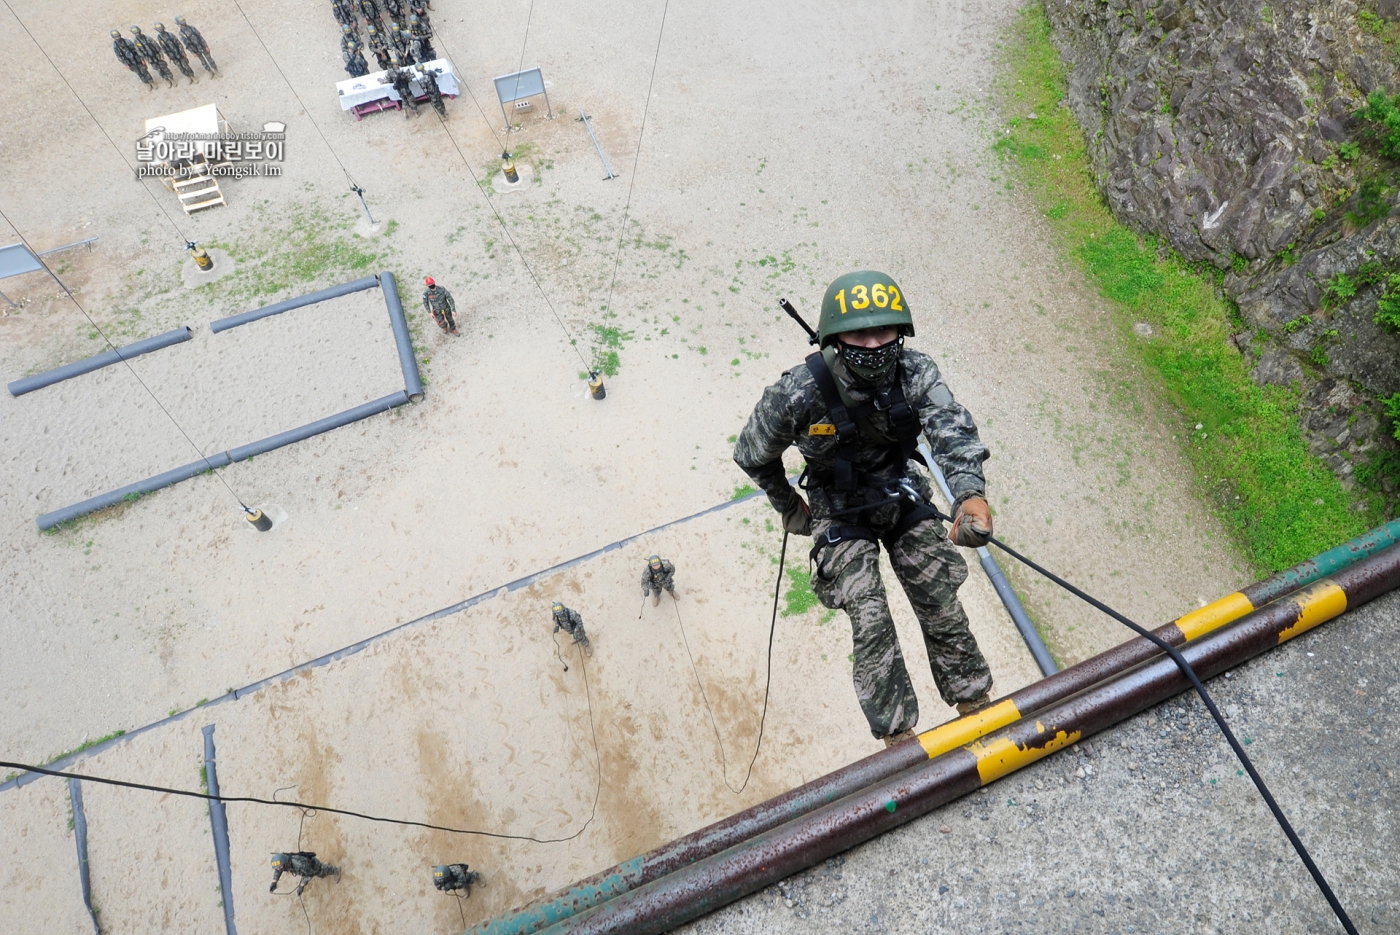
[950,497,993,548]
[269,881,277,893]
[781,493,812,536]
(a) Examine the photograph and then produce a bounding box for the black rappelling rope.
[982,533,1357,935]
[717,530,787,793]
[0,741,602,845]
[658,530,786,795]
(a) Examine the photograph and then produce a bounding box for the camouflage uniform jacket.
[156,29,188,64]
[734,348,988,510]
[178,22,209,55]
[641,559,676,594]
[423,286,455,317]
[113,36,141,68]
[132,33,167,67]
[552,607,584,635]
[271,852,329,889]
[433,863,478,892]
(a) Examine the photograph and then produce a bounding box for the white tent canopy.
[143,104,227,160]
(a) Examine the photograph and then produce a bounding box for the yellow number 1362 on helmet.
[817,270,915,348]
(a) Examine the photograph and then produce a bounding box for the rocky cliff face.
[1045,0,1399,495]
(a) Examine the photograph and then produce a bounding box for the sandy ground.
[0,0,1250,930]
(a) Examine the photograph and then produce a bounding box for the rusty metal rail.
[469,518,1400,935]
[535,543,1400,934]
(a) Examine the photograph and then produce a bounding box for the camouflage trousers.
[808,483,992,739]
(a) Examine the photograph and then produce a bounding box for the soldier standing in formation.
[153,23,197,84]
[382,0,405,21]
[421,277,457,334]
[408,14,435,61]
[734,270,996,748]
[344,42,369,78]
[366,23,391,70]
[331,0,357,27]
[269,852,340,896]
[340,23,360,55]
[358,0,381,26]
[551,603,591,655]
[112,29,154,90]
[382,49,419,115]
[432,863,482,897]
[130,25,174,88]
[641,555,679,607]
[385,21,412,64]
[175,16,218,77]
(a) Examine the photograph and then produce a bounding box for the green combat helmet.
[817,270,914,349]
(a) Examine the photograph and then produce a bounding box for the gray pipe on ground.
[35,392,410,529]
[378,271,424,401]
[209,276,381,333]
[202,725,238,935]
[7,326,193,397]
[68,778,100,935]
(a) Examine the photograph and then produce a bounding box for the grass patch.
[997,4,1383,571]
[781,565,822,617]
[46,730,127,766]
[589,324,634,376]
[732,483,758,500]
[206,202,390,303]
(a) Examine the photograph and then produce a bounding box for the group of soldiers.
[334,0,434,75]
[550,555,679,656]
[110,18,216,90]
[268,853,481,900]
[335,0,448,118]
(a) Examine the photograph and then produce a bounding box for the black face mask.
[839,337,902,382]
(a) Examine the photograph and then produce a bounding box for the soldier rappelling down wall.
[551,602,592,655]
[734,271,996,748]
[269,852,340,896]
[641,555,679,607]
[433,863,482,897]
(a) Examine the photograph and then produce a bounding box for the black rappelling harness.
[803,350,945,578]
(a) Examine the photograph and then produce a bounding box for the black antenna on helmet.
[779,298,820,345]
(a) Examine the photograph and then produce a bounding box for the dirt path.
[0,0,1244,930]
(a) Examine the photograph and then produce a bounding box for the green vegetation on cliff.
[996,4,1382,572]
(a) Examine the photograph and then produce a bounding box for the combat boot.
[651,592,660,607]
[882,728,918,748]
[667,587,679,601]
[955,693,993,717]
